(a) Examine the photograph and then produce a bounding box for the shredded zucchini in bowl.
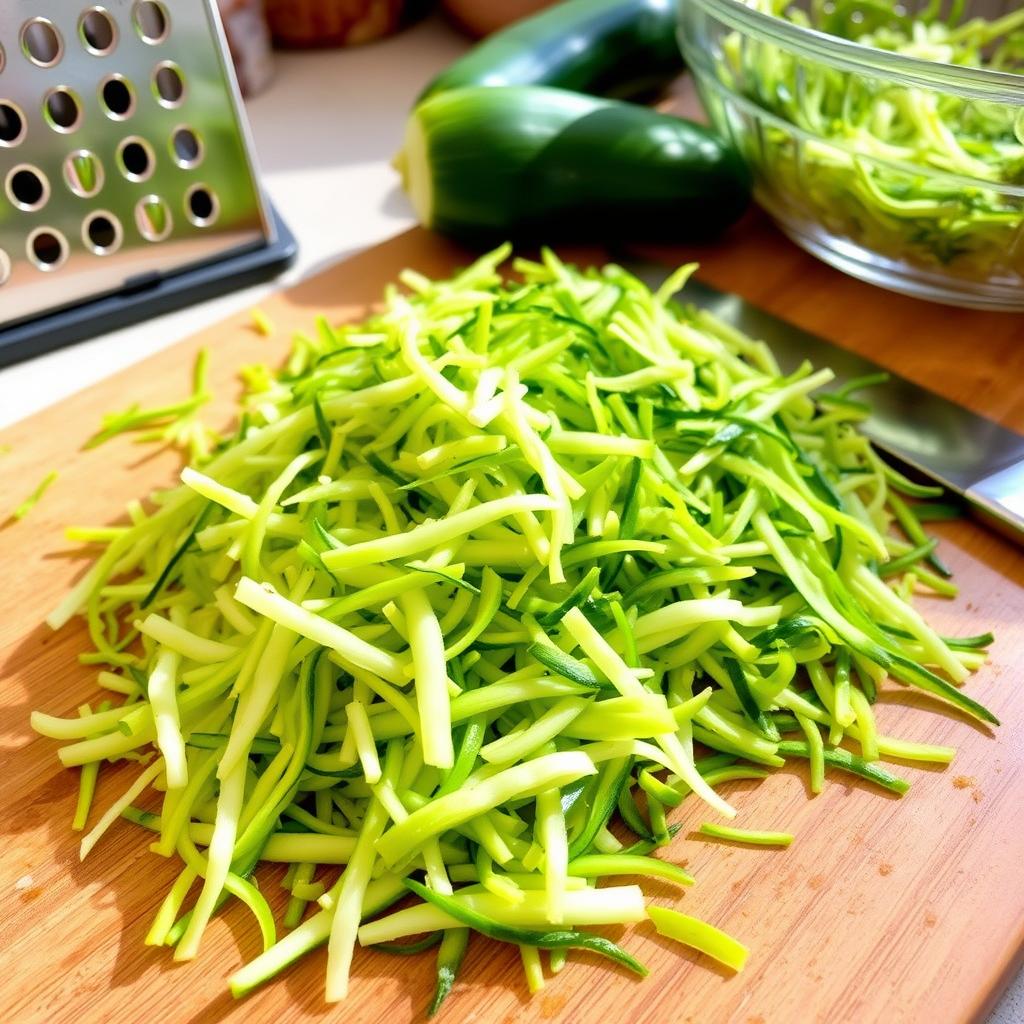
[32,247,994,1011]
[690,0,1024,298]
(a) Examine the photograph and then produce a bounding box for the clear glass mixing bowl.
[678,0,1024,309]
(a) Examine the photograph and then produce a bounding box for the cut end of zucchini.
[397,111,434,229]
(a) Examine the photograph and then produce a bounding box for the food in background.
[441,0,559,38]
[717,2,1024,282]
[402,0,729,243]
[396,85,750,241]
[217,0,275,96]
[265,0,428,47]
[422,0,684,102]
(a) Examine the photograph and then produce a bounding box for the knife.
[624,261,1024,538]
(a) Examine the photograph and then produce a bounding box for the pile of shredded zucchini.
[32,246,995,1011]
[728,1,1024,278]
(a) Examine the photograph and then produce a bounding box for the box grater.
[0,0,294,365]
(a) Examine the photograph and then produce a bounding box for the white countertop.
[0,12,1019,1022]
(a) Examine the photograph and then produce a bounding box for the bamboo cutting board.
[2,219,1024,1024]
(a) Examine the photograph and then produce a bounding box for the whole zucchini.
[420,0,683,103]
[396,86,750,243]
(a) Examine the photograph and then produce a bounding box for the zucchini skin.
[421,0,683,103]
[401,86,750,243]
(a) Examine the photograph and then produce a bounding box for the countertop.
[0,12,1019,1024]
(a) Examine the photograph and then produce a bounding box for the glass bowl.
[678,0,1024,310]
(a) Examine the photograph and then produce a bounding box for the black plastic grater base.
[0,203,297,368]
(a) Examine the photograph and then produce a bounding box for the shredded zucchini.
[699,823,793,847]
[728,2,1024,281]
[11,470,58,521]
[32,245,994,1011]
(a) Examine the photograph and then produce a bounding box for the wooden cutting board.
[2,219,1024,1024]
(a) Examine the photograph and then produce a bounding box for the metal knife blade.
[624,261,1024,537]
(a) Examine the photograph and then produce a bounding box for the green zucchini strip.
[648,907,749,972]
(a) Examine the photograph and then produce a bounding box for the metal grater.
[0,0,287,352]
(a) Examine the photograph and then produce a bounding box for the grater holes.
[83,211,123,254]
[44,88,83,133]
[7,165,50,212]
[136,194,172,241]
[118,136,155,182]
[185,184,218,227]
[28,228,68,271]
[133,2,170,45]
[153,62,185,107]
[64,150,104,198]
[171,127,203,169]
[100,75,135,120]
[0,248,9,286]
[79,8,118,56]
[22,19,64,68]
[0,102,27,147]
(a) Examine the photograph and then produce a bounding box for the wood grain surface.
[2,220,1023,1024]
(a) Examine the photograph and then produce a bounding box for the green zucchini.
[420,0,682,103]
[396,85,750,243]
